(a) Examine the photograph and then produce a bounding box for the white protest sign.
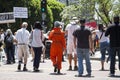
[14,7,28,18]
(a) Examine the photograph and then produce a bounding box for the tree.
[60,0,95,26]
[95,0,113,26]
[95,0,120,26]
[47,0,65,22]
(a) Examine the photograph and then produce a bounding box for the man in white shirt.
[15,22,30,71]
[65,17,79,70]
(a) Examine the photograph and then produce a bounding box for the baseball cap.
[54,21,61,27]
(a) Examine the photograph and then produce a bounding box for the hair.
[79,19,86,24]
[22,22,28,28]
[98,24,105,32]
[113,16,119,25]
[34,21,42,30]
[6,29,12,35]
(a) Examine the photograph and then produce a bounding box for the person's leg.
[77,48,84,75]
[6,48,11,64]
[84,49,91,75]
[100,42,106,70]
[11,45,15,63]
[117,48,120,70]
[68,54,72,70]
[74,53,78,70]
[67,44,73,70]
[50,46,58,73]
[57,50,63,74]
[110,48,116,75]
[23,45,29,71]
[17,45,23,70]
[100,48,106,70]
[33,47,42,72]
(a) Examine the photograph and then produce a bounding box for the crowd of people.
[0,16,120,77]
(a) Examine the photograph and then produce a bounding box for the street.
[0,52,120,80]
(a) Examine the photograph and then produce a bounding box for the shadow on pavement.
[49,73,66,75]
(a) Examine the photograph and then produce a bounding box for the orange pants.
[50,43,63,70]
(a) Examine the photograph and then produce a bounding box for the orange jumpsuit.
[48,28,66,70]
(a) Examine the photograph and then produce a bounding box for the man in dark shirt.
[73,19,93,77]
[105,16,120,77]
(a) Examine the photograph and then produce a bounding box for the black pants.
[33,47,42,69]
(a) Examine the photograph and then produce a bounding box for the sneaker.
[23,67,28,71]
[109,73,115,77]
[74,66,78,71]
[68,66,72,70]
[17,65,21,71]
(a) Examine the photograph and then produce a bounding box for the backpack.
[4,35,13,47]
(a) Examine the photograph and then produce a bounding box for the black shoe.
[54,66,57,72]
[12,60,16,63]
[33,67,40,72]
[34,69,40,72]
[57,69,60,74]
[6,61,11,64]
[74,66,78,71]
[18,65,21,71]
[85,74,91,77]
[109,73,115,77]
[54,64,57,72]
[75,74,82,77]
[23,67,28,71]
[68,66,72,70]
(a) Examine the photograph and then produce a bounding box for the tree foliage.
[61,0,120,27]
[60,0,95,26]
[47,0,65,22]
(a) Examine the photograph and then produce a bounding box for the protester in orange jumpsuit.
[48,21,66,74]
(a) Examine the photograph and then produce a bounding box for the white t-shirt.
[65,23,79,44]
[95,30,109,43]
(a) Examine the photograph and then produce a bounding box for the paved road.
[0,54,120,80]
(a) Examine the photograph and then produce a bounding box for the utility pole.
[66,0,69,6]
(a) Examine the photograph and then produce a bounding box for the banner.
[0,12,15,24]
[85,21,97,29]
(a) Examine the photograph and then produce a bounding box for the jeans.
[100,41,110,61]
[6,47,13,63]
[77,48,91,75]
[33,47,42,69]
[110,47,120,74]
